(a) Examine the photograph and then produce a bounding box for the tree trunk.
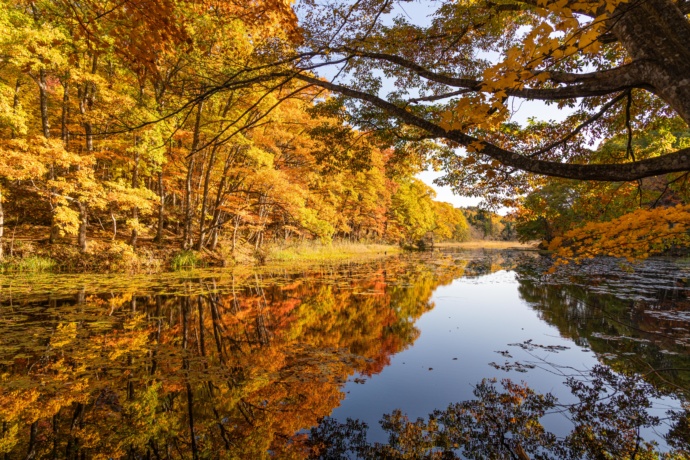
[61,75,70,146]
[610,0,690,124]
[11,78,21,139]
[155,171,165,244]
[0,187,4,261]
[196,148,217,250]
[79,54,98,153]
[48,160,59,245]
[129,148,140,247]
[78,202,87,252]
[183,101,204,249]
[183,155,195,250]
[38,69,50,139]
[111,212,117,241]
[232,215,240,254]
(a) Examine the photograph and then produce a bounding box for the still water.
[0,249,688,458]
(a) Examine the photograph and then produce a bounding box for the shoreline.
[0,239,536,275]
[0,239,537,275]
[0,239,404,275]
[434,241,538,250]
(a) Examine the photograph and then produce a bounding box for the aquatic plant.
[171,250,202,270]
[3,255,56,273]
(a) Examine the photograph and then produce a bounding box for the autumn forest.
[2,0,690,458]
[0,0,479,272]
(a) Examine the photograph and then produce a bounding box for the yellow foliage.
[549,204,690,263]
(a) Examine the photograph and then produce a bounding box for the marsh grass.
[171,250,203,270]
[2,255,57,273]
[268,241,401,262]
[435,241,536,250]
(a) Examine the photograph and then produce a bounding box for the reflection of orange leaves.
[0,260,465,457]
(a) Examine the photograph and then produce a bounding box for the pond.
[0,249,688,458]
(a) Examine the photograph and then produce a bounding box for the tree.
[431,201,470,242]
[198,0,689,259]
[513,130,690,256]
[284,0,690,182]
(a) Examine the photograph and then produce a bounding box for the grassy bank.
[0,236,533,275]
[266,241,402,263]
[434,240,537,250]
[0,238,403,274]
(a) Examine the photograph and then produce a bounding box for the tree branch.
[335,49,647,100]
[291,73,690,181]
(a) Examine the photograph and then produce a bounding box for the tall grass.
[268,241,400,262]
[171,250,202,270]
[4,256,57,273]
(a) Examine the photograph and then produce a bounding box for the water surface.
[0,249,688,458]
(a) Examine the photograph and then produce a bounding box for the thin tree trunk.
[129,148,140,247]
[183,101,204,249]
[11,78,21,139]
[0,187,4,260]
[61,75,70,146]
[183,155,195,250]
[38,69,50,139]
[196,148,216,250]
[38,69,59,245]
[25,421,38,460]
[78,202,87,252]
[72,57,97,252]
[155,171,165,244]
[111,212,117,241]
[232,216,240,254]
[210,227,219,251]
[79,54,98,153]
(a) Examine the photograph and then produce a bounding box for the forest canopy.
[2,0,690,266]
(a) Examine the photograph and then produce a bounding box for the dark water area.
[0,249,688,458]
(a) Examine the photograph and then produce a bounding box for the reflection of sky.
[330,268,676,446]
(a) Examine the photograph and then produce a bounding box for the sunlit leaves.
[549,204,690,263]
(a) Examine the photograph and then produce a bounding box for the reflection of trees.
[516,271,690,396]
[307,365,690,459]
[0,257,470,458]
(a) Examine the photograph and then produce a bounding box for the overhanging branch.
[291,73,690,181]
[335,49,647,100]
